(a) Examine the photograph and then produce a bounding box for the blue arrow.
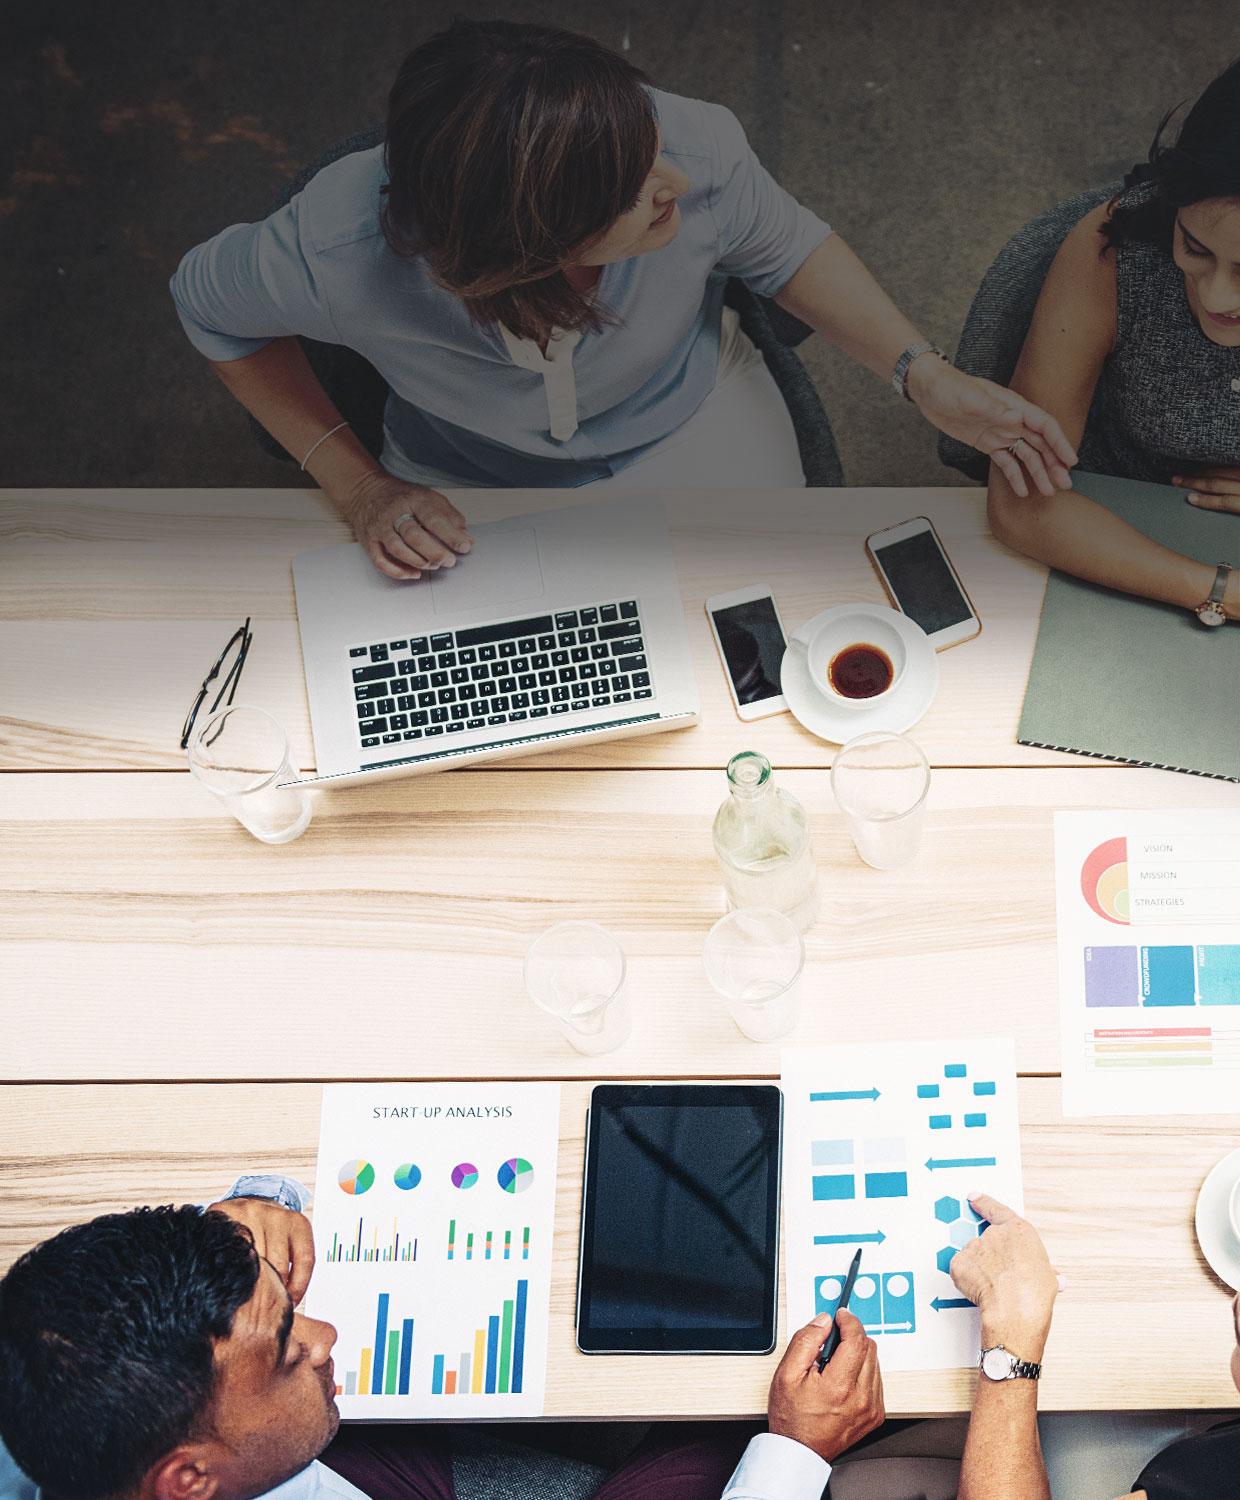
[813,1230,886,1246]
[925,1156,996,1171]
[809,1088,880,1102]
[931,1297,975,1312]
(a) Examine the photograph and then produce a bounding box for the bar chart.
[335,1290,415,1397]
[446,1219,531,1262]
[325,1216,419,1264]
[431,1279,528,1396]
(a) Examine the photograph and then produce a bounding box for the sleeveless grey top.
[1081,183,1240,483]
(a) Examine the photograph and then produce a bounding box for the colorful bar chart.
[1083,945,1240,1008]
[446,1220,532,1262]
[336,1290,415,1397]
[431,1279,528,1397]
[325,1217,418,1265]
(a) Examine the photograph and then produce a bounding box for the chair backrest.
[938,184,1120,483]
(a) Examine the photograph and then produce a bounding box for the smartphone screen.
[709,596,786,705]
[873,529,973,635]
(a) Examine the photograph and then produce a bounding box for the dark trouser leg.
[319,1425,455,1500]
[590,1424,756,1500]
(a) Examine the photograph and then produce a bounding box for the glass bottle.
[712,751,819,931]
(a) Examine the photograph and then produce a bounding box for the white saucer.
[780,604,940,745]
[1195,1146,1240,1290]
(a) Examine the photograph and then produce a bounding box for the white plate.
[780,604,940,745]
[1195,1146,1240,1291]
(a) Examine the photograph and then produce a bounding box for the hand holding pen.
[767,1294,885,1461]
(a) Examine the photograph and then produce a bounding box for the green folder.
[1017,471,1240,781]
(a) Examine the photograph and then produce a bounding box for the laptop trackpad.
[430,524,544,615]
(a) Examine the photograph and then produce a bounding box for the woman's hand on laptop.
[208,1196,317,1305]
[341,471,474,581]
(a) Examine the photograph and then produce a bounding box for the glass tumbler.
[831,731,930,870]
[188,704,312,844]
[703,906,804,1042]
[523,922,630,1055]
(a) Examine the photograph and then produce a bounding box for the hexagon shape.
[977,1219,990,1234]
[936,1244,956,1274]
[949,1218,976,1249]
[935,1195,960,1224]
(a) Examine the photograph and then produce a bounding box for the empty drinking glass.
[523,922,630,1055]
[703,907,804,1042]
[187,704,312,844]
[831,731,930,870]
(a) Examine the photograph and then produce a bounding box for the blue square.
[812,1174,855,1202]
[864,1171,908,1199]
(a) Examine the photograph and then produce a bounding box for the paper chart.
[782,1039,1022,1373]
[1055,810,1240,1116]
[305,1082,560,1417]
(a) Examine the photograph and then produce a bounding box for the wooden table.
[2,486,1238,1414]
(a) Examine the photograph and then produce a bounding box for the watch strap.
[1010,1357,1042,1380]
[891,341,946,400]
[1209,562,1232,607]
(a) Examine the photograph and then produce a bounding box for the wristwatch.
[979,1344,1042,1382]
[891,341,947,401]
[1195,562,1233,627]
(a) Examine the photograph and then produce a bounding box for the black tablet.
[576,1084,782,1354]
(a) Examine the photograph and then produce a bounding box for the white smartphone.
[705,585,789,720]
[865,516,982,650]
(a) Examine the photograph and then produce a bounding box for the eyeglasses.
[181,619,253,750]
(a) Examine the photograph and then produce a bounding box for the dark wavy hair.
[0,1206,260,1500]
[1102,57,1240,255]
[380,19,658,341]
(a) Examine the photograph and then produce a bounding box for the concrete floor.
[1,1,1232,488]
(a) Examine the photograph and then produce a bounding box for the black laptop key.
[591,696,608,707]
[470,664,489,681]
[479,644,497,661]
[537,633,555,650]
[562,667,577,682]
[360,717,386,735]
[499,641,518,658]
[408,636,429,654]
[410,675,429,692]
[613,676,629,692]
[570,697,589,711]
[411,711,428,726]
[451,667,469,685]
[552,685,570,702]
[465,717,484,730]
[571,646,589,663]
[590,643,609,660]
[614,692,632,703]
[349,646,367,658]
[580,663,598,679]
[403,728,423,740]
[635,688,653,699]
[397,695,415,711]
[578,627,597,644]
[382,732,401,743]
[375,697,396,716]
[632,671,651,688]
[518,637,536,653]
[579,607,598,626]
[497,676,517,694]
[599,660,618,677]
[600,604,619,623]
[551,650,569,667]
[512,692,530,708]
[493,696,510,712]
[538,670,556,687]
[510,709,529,721]
[353,662,395,683]
[356,701,373,720]
[398,659,417,675]
[418,691,436,708]
[389,639,408,651]
[390,677,408,694]
[456,614,553,648]
[355,681,387,700]
[531,653,549,670]
[425,724,444,736]
[618,655,647,674]
[487,714,505,726]
[430,633,452,651]
[511,656,530,674]
[418,654,436,672]
[551,702,569,714]
[531,704,550,717]
[532,689,550,705]
[620,601,638,619]
[430,707,449,724]
[557,631,574,648]
[390,713,409,730]
[518,674,536,690]
[597,620,631,640]
[431,671,449,688]
[361,736,379,746]
[446,722,464,733]
[555,611,579,629]
[458,648,477,664]
[440,688,457,704]
[451,703,469,720]
[571,682,590,698]
[370,644,389,661]
[610,637,642,656]
[437,651,457,669]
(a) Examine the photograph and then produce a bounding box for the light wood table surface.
[2,486,1237,1417]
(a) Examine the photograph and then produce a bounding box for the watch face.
[1199,603,1226,627]
[981,1346,1013,1380]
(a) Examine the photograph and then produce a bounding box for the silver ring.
[392,512,416,534]
[1006,440,1024,456]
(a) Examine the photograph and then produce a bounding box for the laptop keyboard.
[348,599,653,751]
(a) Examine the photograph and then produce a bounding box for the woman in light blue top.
[171,19,1074,580]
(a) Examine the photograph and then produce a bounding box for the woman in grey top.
[989,58,1240,623]
[171,19,1072,581]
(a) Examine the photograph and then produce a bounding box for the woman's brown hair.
[381,20,658,341]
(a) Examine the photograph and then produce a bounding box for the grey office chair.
[938,183,1122,483]
[250,126,845,485]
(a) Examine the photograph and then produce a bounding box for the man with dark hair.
[0,1177,885,1500]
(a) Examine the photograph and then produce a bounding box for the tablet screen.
[576,1084,782,1353]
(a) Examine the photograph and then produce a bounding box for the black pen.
[815,1247,862,1371]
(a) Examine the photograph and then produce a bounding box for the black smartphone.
[575,1084,782,1354]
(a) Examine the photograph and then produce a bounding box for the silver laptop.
[291,496,700,785]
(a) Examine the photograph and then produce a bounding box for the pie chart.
[498,1158,535,1194]
[393,1162,422,1191]
[338,1159,375,1195]
[1081,837,1130,925]
[451,1162,479,1190]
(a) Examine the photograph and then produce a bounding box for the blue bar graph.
[485,1314,499,1394]
[431,1353,445,1395]
[512,1278,528,1393]
[398,1318,413,1395]
[371,1293,389,1395]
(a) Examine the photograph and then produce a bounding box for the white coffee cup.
[802,612,907,710]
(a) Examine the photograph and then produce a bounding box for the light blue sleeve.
[0,1438,38,1500]
[703,102,832,297]
[721,1432,831,1499]
[169,194,342,363]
